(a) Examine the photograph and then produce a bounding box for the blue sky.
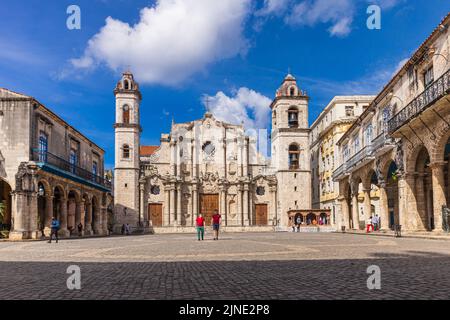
[0,0,449,169]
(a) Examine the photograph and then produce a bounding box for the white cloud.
[256,0,291,17]
[284,0,355,37]
[71,0,251,85]
[203,87,272,130]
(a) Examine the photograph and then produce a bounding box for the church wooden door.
[200,194,219,225]
[255,204,268,226]
[148,204,163,227]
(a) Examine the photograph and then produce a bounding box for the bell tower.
[113,71,142,231]
[271,73,311,227]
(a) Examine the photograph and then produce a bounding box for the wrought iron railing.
[346,145,374,170]
[32,149,112,190]
[388,68,450,134]
[371,132,395,151]
[332,163,347,180]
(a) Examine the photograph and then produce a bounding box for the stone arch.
[414,146,433,231]
[405,142,432,174]
[0,177,13,236]
[430,127,450,163]
[37,178,52,196]
[91,195,100,234]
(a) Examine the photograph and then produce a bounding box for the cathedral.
[113,71,314,233]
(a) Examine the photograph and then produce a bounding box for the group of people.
[366,214,380,233]
[47,217,84,243]
[195,209,222,241]
[121,223,131,235]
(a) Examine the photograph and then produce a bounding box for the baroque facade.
[333,13,450,233]
[310,96,374,225]
[113,73,314,232]
[0,88,112,240]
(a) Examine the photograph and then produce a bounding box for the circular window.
[151,185,160,195]
[256,186,265,196]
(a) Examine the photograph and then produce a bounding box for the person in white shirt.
[366,216,373,233]
[373,214,379,231]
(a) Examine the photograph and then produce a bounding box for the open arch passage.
[0,179,12,238]
[414,147,433,231]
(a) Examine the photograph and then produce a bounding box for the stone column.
[192,183,198,225]
[164,187,170,226]
[363,187,372,222]
[270,185,277,226]
[414,173,427,231]
[59,198,69,237]
[237,185,243,226]
[338,196,349,229]
[84,201,93,235]
[378,181,389,230]
[220,186,227,226]
[176,184,182,226]
[169,186,176,226]
[351,192,359,230]
[243,184,249,226]
[75,199,82,236]
[431,162,446,232]
[139,182,145,225]
[398,173,414,231]
[101,206,108,235]
[44,195,54,236]
[243,138,248,177]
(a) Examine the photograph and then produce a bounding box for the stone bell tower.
[113,71,142,231]
[270,73,311,227]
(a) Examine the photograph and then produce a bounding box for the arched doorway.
[91,196,98,234]
[306,212,316,225]
[415,147,433,231]
[0,178,12,238]
[53,186,65,221]
[67,191,79,236]
[385,161,399,230]
[37,182,47,236]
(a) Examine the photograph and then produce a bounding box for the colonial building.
[113,73,314,232]
[333,13,450,233]
[0,88,112,240]
[310,96,374,225]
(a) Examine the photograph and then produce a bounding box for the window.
[289,87,296,96]
[424,66,434,88]
[289,144,300,169]
[92,161,98,176]
[353,136,360,153]
[343,145,349,162]
[123,105,130,124]
[70,149,77,174]
[345,106,354,117]
[365,124,373,146]
[124,80,130,90]
[151,185,160,195]
[408,66,418,92]
[202,141,215,156]
[123,144,130,159]
[272,111,277,126]
[288,107,299,128]
[38,132,48,162]
[256,186,265,196]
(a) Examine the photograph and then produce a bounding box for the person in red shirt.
[196,213,205,241]
[211,209,222,240]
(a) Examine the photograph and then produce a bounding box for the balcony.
[388,68,450,134]
[32,149,112,191]
[347,145,374,170]
[332,163,347,180]
[371,132,395,155]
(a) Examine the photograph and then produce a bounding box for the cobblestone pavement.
[1,232,450,299]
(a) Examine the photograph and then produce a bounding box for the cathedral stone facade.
[113,73,313,232]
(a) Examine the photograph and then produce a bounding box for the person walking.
[77,222,83,237]
[295,215,301,232]
[121,224,125,235]
[366,216,373,233]
[211,209,221,240]
[373,214,379,231]
[125,223,131,235]
[48,217,60,243]
[196,213,205,241]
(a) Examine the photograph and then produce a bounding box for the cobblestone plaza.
[1,232,449,300]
